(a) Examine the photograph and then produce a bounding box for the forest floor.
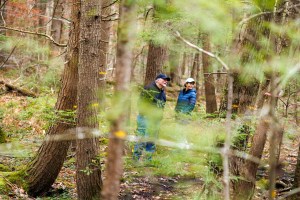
[0,89,299,199]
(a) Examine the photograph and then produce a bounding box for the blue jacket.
[175,88,196,114]
[138,81,166,119]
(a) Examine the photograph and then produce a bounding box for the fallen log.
[0,81,37,98]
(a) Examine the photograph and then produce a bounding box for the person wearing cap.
[175,78,197,116]
[133,73,171,161]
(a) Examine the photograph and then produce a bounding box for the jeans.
[133,115,158,161]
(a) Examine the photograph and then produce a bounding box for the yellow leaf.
[99,71,106,75]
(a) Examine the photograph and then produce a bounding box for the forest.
[0,0,299,199]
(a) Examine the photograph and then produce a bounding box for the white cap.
[185,78,195,83]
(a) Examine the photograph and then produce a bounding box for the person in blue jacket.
[175,78,197,116]
[133,73,171,161]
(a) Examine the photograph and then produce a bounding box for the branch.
[0,26,67,47]
[174,31,229,70]
[102,0,119,9]
[0,45,17,68]
[0,80,38,97]
[0,0,8,10]
[203,72,227,76]
[101,12,117,20]
[238,3,300,27]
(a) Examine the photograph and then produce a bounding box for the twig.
[0,45,17,68]
[0,26,67,47]
[278,187,300,199]
[174,31,229,70]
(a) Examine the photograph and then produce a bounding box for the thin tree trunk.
[26,0,80,196]
[169,49,181,86]
[102,0,136,199]
[232,118,269,200]
[98,0,112,107]
[51,0,64,50]
[76,0,103,199]
[191,52,199,80]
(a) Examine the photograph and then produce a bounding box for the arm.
[187,91,197,112]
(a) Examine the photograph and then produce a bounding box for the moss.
[0,127,6,143]
[8,169,28,189]
[0,169,28,193]
[0,173,9,193]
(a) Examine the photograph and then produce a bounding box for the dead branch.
[0,26,67,47]
[174,30,229,70]
[0,80,38,98]
[0,45,16,68]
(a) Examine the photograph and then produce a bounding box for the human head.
[155,73,170,88]
[184,78,195,89]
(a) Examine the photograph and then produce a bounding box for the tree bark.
[144,41,167,86]
[75,0,103,199]
[169,49,181,86]
[102,0,136,199]
[98,0,112,107]
[202,33,217,114]
[232,118,269,200]
[26,0,80,196]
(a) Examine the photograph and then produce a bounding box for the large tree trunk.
[144,41,167,85]
[75,0,103,199]
[26,0,80,196]
[202,34,217,114]
[102,0,136,199]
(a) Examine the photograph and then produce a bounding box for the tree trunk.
[144,41,167,86]
[290,143,300,200]
[51,0,64,55]
[191,52,199,80]
[75,0,103,199]
[180,52,187,78]
[202,34,217,114]
[169,49,181,86]
[26,0,80,196]
[98,0,112,106]
[232,118,269,200]
[102,0,136,199]
[60,0,71,44]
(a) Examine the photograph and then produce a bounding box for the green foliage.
[232,124,254,150]
[252,0,282,11]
